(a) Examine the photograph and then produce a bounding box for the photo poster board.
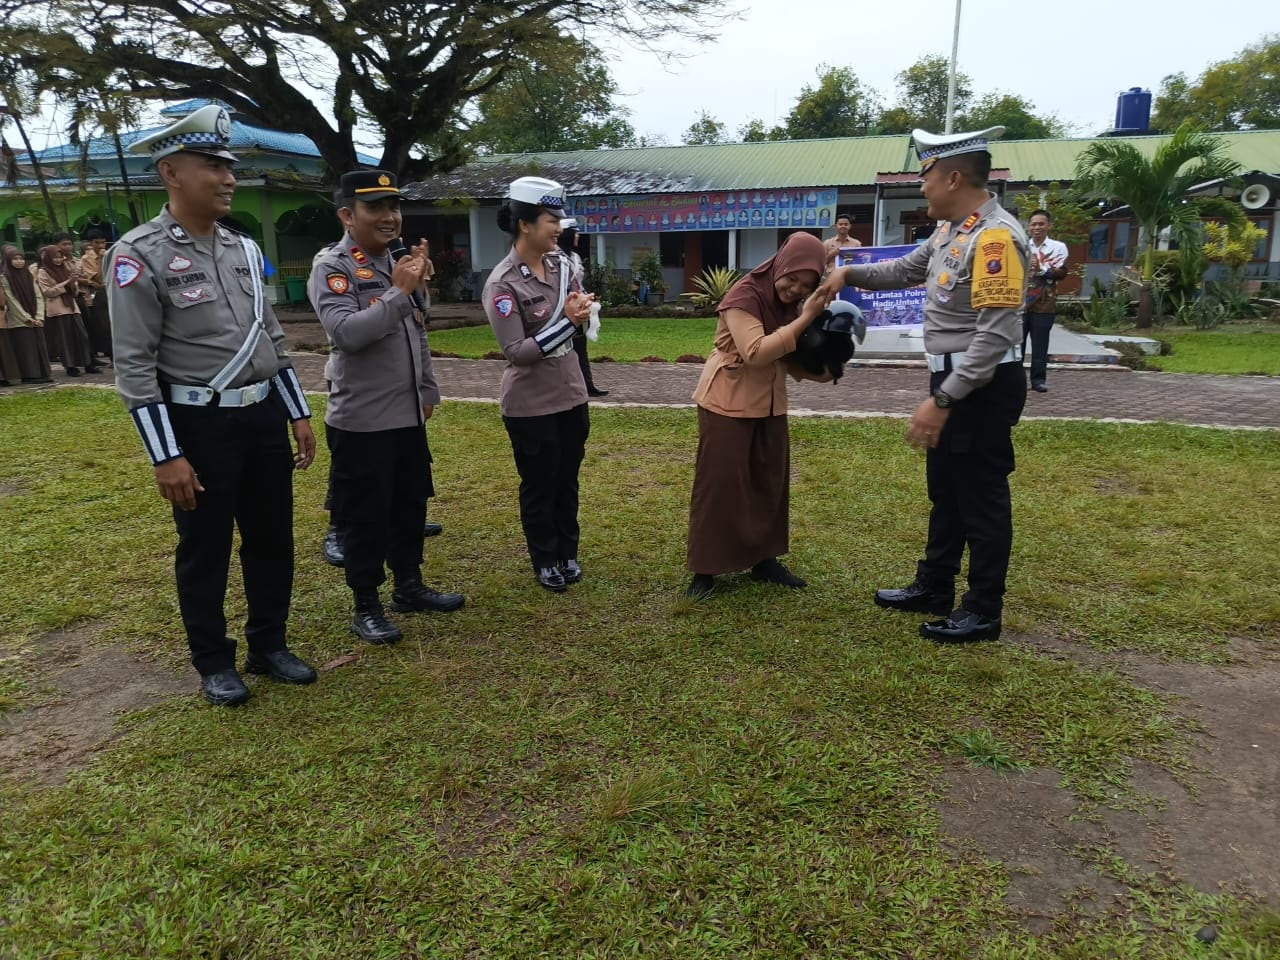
[835,245,926,329]
[567,188,839,234]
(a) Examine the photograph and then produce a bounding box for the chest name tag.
[970,228,1025,310]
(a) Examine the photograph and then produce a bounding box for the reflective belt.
[169,379,272,407]
[926,346,1021,373]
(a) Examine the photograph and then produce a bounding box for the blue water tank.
[1115,87,1152,132]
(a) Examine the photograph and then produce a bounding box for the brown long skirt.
[10,326,53,381]
[46,313,92,370]
[686,406,790,575]
[0,329,19,383]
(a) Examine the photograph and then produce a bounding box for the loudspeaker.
[1241,183,1271,210]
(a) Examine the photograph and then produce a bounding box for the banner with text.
[566,188,839,234]
[836,244,926,329]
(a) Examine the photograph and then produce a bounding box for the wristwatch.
[932,389,954,409]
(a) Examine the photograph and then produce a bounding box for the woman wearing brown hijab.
[0,246,54,384]
[35,244,97,377]
[685,232,829,599]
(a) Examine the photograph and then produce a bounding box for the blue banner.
[836,245,926,328]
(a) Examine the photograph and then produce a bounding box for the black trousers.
[917,362,1027,617]
[1022,312,1055,385]
[572,332,598,392]
[167,390,295,675]
[326,423,433,591]
[502,404,590,569]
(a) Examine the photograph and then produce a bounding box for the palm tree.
[1072,122,1242,327]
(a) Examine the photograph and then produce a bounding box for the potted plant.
[635,252,667,306]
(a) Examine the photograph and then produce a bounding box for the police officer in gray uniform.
[815,126,1028,643]
[309,171,464,645]
[108,105,319,705]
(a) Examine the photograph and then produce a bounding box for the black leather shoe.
[65,367,82,377]
[920,609,1002,643]
[244,649,318,685]
[351,589,403,644]
[587,388,609,397]
[560,559,582,584]
[1032,382,1048,393]
[423,521,443,538]
[874,580,955,615]
[201,669,250,706]
[85,365,103,374]
[322,525,345,567]
[750,558,806,588]
[685,574,715,600]
[537,566,567,592]
[389,575,465,613]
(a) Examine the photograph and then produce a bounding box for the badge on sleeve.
[969,228,1025,310]
[114,255,144,288]
[493,293,514,318]
[327,273,351,294]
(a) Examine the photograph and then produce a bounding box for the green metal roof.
[403,130,1280,200]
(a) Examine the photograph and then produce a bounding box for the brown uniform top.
[482,248,587,418]
[308,231,438,432]
[691,308,809,418]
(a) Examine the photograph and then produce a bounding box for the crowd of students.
[0,230,112,386]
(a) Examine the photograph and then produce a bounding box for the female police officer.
[482,177,595,593]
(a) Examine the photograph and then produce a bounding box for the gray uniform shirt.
[847,194,1029,400]
[482,248,587,418]
[108,205,291,410]
[309,232,439,432]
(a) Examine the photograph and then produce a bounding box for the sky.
[599,0,1279,142]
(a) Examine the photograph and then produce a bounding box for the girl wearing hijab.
[685,232,828,600]
[0,246,54,384]
[483,177,596,594]
[35,245,97,377]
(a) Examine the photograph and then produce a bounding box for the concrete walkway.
[281,353,1280,431]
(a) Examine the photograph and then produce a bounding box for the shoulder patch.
[970,228,1025,310]
[114,256,144,288]
[493,293,514,318]
[349,246,368,265]
[327,273,351,294]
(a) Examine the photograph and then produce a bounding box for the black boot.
[351,589,402,644]
[389,573,465,613]
[750,558,806,588]
[873,579,955,615]
[322,525,345,567]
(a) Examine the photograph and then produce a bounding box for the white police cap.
[559,217,578,231]
[508,176,565,210]
[130,104,237,164]
[912,126,1005,172]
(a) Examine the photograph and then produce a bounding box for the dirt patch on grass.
[0,481,25,497]
[0,623,189,788]
[938,634,1280,930]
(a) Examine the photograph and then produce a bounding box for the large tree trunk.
[10,112,59,232]
[111,130,142,230]
[1136,282,1154,328]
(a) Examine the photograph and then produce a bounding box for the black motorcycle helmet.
[793,300,866,383]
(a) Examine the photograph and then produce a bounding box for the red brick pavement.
[5,352,1276,430]
[284,352,1280,430]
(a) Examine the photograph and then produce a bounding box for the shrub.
[680,266,742,311]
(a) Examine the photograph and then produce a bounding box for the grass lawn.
[1144,324,1280,376]
[429,317,718,362]
[1,390,1278,958]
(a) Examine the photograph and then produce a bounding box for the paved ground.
[4,306,1277,429]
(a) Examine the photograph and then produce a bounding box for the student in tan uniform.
[684,232,828,600]
[822,213,862,272]
[482,177,595,593]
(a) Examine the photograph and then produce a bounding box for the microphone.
[387,237,428,314]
